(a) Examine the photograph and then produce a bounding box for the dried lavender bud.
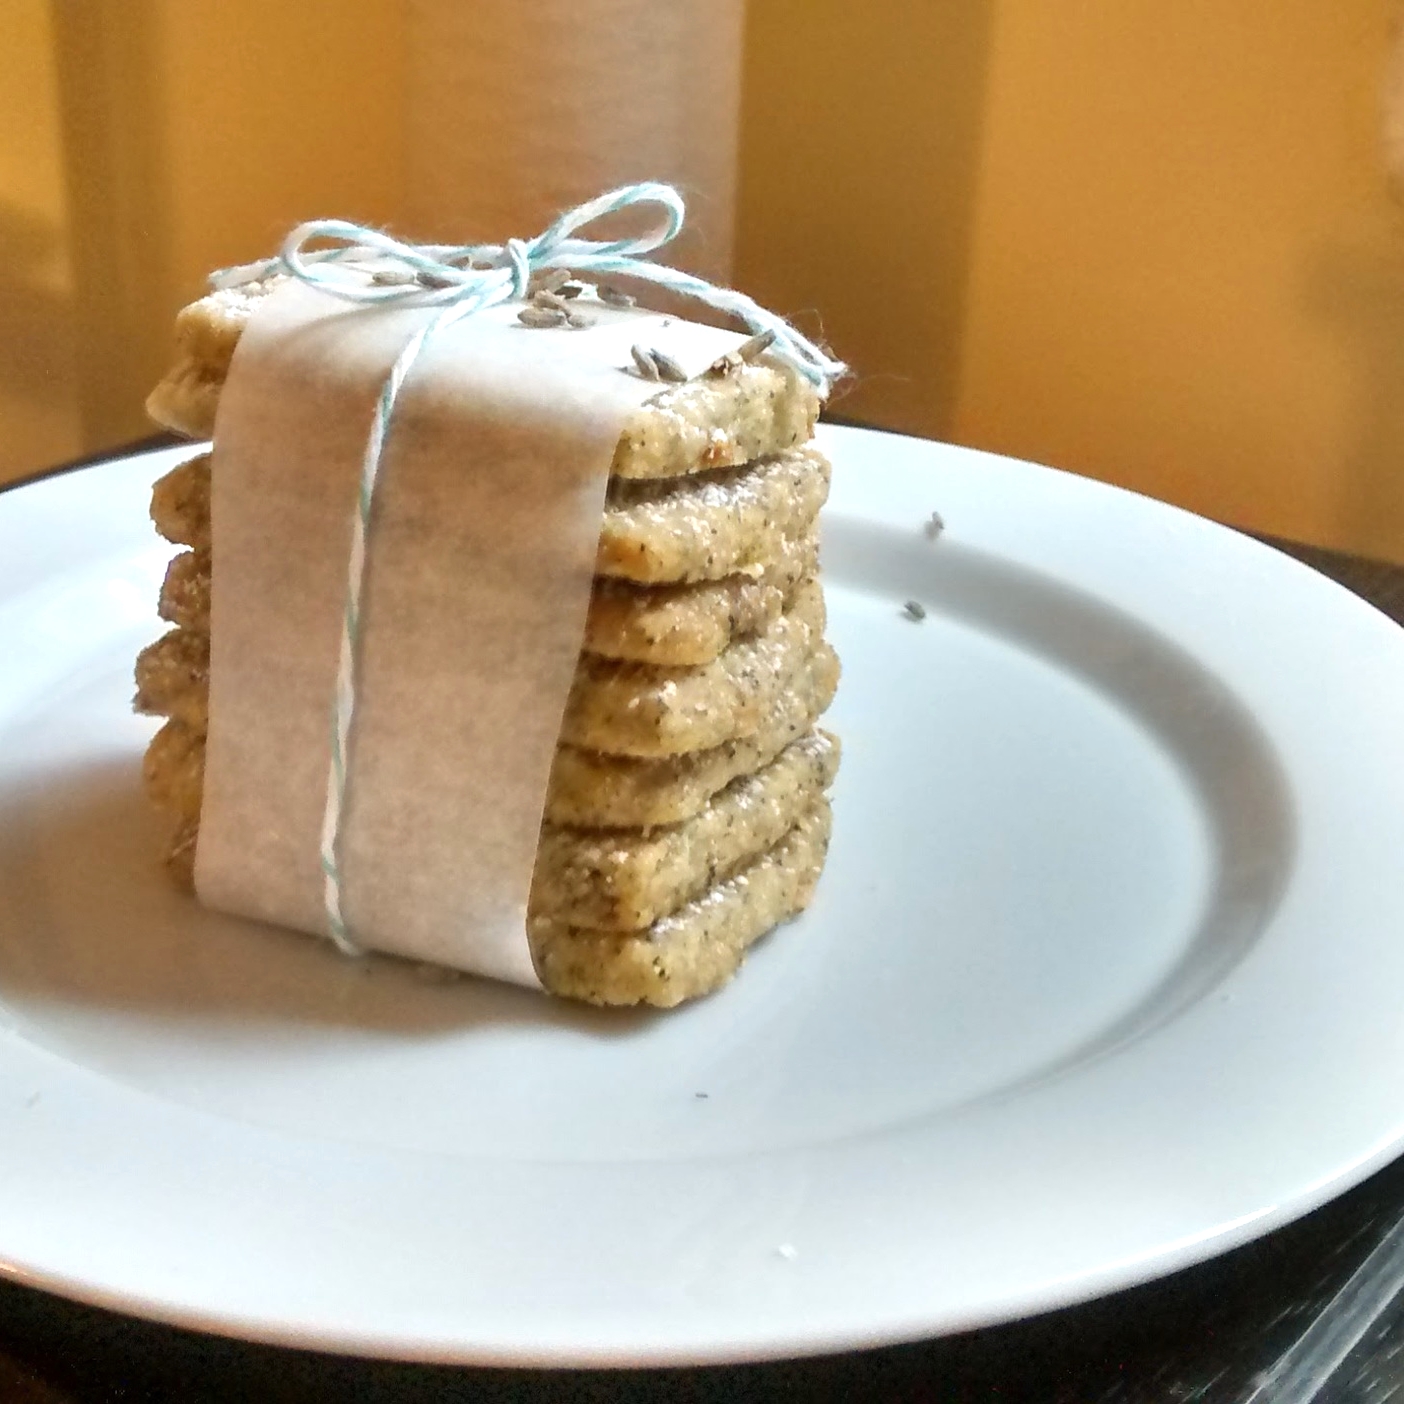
[519,304,567,328]
[649,349,688,383]
[532,289,573,314]
[530,268,571,295]
[737,328,777,361]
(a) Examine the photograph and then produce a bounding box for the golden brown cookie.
[150,447,830,588]
[558,581,825,756]
[530,730,839,930]
[597,446,830,584]
[530,801,832,1007]
[145,277,820,479]
[135,582,824,758]
[544,644,839,828]
[158,536,818,667]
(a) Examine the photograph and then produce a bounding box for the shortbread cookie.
[597,445,830,584]
[156,548,211,633]
[559,581,824,756]
[150,446,830,587]
[142,645,839,834]
[143,279,280,441]
[133,627,208,729]
[531,730,839,929]
[149,455,211,550]
[132,629,207,730]
[142,719,206,823]
[161,730,839,934]
[159,533,820,666]
[582,532,816,664]
[545,643,840,828]
[145,278,820,478]
[530,801,832,1007]
[136,581,824,757]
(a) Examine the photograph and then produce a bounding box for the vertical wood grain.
[404,0,744,280]
[953,0,1404,559]
[735,0,995,438]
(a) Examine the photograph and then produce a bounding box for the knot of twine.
[213,182,844,957]
[214,181,844,387]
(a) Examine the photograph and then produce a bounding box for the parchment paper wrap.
[194,281,747,985]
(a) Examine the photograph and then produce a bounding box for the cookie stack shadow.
[135,280,840,1006]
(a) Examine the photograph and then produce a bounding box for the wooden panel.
[953,0,1403,558]
[0,0,79,479]
[735,0,995,439]
[47,0,407,456]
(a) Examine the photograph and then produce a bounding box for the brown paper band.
[194,284,738,983]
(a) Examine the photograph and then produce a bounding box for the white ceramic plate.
[2,426,1404,1365]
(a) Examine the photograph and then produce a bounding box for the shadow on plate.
[0,756,652,1041]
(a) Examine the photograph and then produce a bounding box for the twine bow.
[214,182,843,955]
[214,181,845,388]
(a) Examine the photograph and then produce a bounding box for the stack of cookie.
[136,279,841,1006]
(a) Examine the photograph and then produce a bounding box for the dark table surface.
[3,445,1404,1403]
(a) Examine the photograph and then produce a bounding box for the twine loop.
[213,181,844,389]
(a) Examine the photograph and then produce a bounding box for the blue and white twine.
[213,182,845,955]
